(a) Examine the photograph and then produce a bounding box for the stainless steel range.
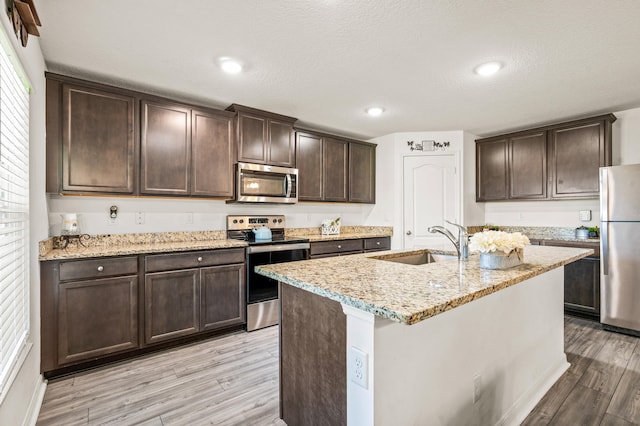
[227,215,310,331]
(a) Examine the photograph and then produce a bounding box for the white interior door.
[403,155,458,249]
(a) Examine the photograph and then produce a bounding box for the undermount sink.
[372,251,457,265]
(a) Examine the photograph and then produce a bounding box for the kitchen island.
[256,245,592,426]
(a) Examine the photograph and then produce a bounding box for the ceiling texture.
[36,0,640,140]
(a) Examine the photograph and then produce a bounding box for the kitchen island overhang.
[257,245,593,426]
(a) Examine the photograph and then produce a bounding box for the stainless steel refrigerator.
[600,164,640,334]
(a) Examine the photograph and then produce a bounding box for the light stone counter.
[286,225,393,242]
[39,231,247,261]
[256,245,592,325]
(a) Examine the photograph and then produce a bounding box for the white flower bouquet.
[469,230,530,261]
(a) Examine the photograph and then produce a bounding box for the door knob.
[406,230,412,235]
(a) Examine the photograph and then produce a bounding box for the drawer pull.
[97,266,104,272]
[376,241,381,245]
[337,245,342,249]
[197,256,203,262]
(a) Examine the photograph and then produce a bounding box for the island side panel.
[279,283,347,426]
[371,267,568,426]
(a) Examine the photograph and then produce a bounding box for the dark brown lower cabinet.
[58,276,138,365]
[310,236,390,258]
[200,264,245,331]
[564,256,600,318]
[145,269,200,344]
[40,248,245,377]
[541,240,600,319]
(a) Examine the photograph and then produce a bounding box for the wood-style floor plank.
[37,316,640,426]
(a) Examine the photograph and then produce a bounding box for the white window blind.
[0,37,30,398]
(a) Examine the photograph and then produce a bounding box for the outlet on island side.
[349,346,368,389]
[135,212,145,225]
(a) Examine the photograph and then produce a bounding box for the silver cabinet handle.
[406,230,412,235]
[376,241,381,245]
[97,266,104,272]
[337,245,342,249]
[197,257,203,262]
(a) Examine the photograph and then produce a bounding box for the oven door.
[246,242,309,331]
[236,162,298,203]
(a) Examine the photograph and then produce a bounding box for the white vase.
[479,249,523,270]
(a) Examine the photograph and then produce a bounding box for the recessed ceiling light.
[218,57,243,74]
[366,106,384,117]
[474,61,502,76]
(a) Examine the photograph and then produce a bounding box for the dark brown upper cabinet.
[549,116,614,199]
[323,137,349,202]
[226,104,297,167]
[476,138,509,201]
[46,75,137,194]
[349,141,376,203]
[141,100,191,195]
[296,129,376,204]
[476,114,615,202]
[140,100,235,197]
[296,132,324,201]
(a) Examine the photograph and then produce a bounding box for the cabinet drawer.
[542,240,600,257]
[59,256,138,281]
[145,248,245,273]
[310,239,363,256]
[364,237,390,252]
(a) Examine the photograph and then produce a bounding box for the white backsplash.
[47,195,381,236]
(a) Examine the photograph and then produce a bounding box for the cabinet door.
[549,119,608,198]
[58,276,138,365]
[509,131,547,199]
[476,139,509,201]
[296,132,323,201]
[200,264,246,331]
[323,138,349,202]
[564,257,600,317]
[349,142,376,203]
[144,269,199,344]
[61,84,135,193]
[141,100,191,195]
[191,109,234,197]
[268,119,295,167]
[237,112,267,164]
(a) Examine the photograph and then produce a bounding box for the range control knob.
[233,219,238,224]
[239,219,244,223]
[278,219,283,223]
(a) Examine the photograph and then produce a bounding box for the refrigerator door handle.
[600,167,609,222]
[602,222,609,276]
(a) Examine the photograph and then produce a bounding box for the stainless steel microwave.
[235,162,298,203]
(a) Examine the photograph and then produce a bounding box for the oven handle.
[247,242,310,254]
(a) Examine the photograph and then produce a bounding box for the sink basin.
[372,251,457,265]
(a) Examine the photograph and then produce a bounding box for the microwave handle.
[285,174,292,198]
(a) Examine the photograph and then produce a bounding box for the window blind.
[0,37,30,398]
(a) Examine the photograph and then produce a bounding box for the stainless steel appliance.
[227,215,309,331]
[233,162,298,204]
[600,164,640,335]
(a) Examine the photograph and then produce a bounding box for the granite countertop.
[39,226,393,261]
[256,245,592,326]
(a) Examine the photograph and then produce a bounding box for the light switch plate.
[579,210,592,221]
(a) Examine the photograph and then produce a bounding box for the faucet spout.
[427,221,469,261]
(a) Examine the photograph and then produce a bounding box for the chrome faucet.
[427,220,468,260]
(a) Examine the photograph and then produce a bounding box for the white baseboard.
[23,377,46,426]
[497,355,570,426]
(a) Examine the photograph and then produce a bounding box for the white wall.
[483,108,640,227]
[0,16,48,426]
[367,131,477,249]
[46,196,375,236]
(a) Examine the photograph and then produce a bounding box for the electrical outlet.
[473,373,482,403]
[186,212,194,224]
[579,210,592,221]
[135,212,145,225]
[349,346,368,389]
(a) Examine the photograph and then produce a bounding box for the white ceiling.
[36,0,640,140]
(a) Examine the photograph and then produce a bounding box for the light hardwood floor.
[37,316,640,425]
